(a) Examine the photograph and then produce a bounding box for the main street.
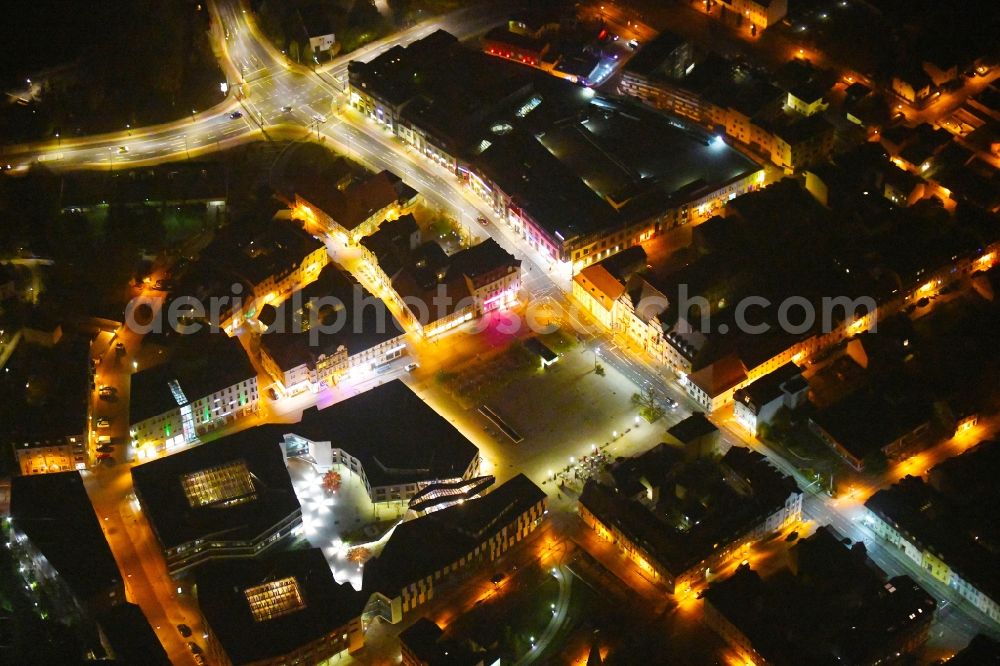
[7,0,998,659]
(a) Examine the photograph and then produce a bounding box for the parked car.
[229,110,243,119]
[117,146,128,154]
[477,216,490,226]
[96,417,110,428]
[404,362,419,372]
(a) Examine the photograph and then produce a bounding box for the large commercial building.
[619,48,834,172]
[348,30,762,270]
[363,473,546,622]
[703,526,936,665]
[131,428,303,576]
[865,441,1000,626]
[5,334,90,475]
[129,332,260,457]
[277,379,481,506]
[9,472,169,665]
[196,548,367,666]
[256,263,407,394]
[579,445,802,593]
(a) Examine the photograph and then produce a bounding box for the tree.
[631,386,663,422]
[322,470,342,493]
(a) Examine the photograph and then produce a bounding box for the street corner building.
[346,29,763,272]
[128,330,260,458]
[277,378,483,507]
[361,473,547,623]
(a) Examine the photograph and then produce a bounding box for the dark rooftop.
[195,548,366,665]
[286,379,479,489]
[363,474,544,596]
[579,448,798,577]
[866,441,1000,605]
[623,30,688,78]
[10,472,122,605]
[734,363,802,415]
[98,603,170,666]
[297,170,404,232]
[202,219,324,288]
[129,331,256,423]
[258,263,405,372]
[703,526,936,666]
[810,389,930,463]
[130,426,300,552]
[666,412,717,444]
[1,334,90,446]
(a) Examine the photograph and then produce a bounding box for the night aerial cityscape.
[1,0,999,664]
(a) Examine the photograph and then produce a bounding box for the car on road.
[477,216,489,226]
[117,146,128,154]
[281,105,293,112]
[99,386,116,396]
[404,362,419,372]
[229,110,243,119]
[96,417,110,428]
[177,624,192,638]
[627,39,639,49]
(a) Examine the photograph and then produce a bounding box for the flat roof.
[10,472,122,604]
[810,389,929,462]
[363,474,544,596]
[98,603,170,666]
[351,31,758,245]
[129,332,256,423]
[195,548,365,665]
[624,30,688,78]
[286,379,479,489]
[130,426,300,552]
[202,219,324,288]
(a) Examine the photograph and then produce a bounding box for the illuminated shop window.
[181,460,256,508]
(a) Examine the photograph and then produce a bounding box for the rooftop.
[351,31,757,245]
[97,603,170,666]
[1,333,90,446]
[202,219,324,288]
[734,363,803,415]
[703,527,936,666]
[286,379,479,489]
[810,388,930,463]
[297,170,405,232]
[258,263,405,372]
[866,441,1000,604]
[129,331,256,423]
[10,472,122,604]
[623,30,689,78]
[195,548,366,665]
[130,426,300,552]
[363,474,544,596]
[666,412,717,443]
[579,447,799,576]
